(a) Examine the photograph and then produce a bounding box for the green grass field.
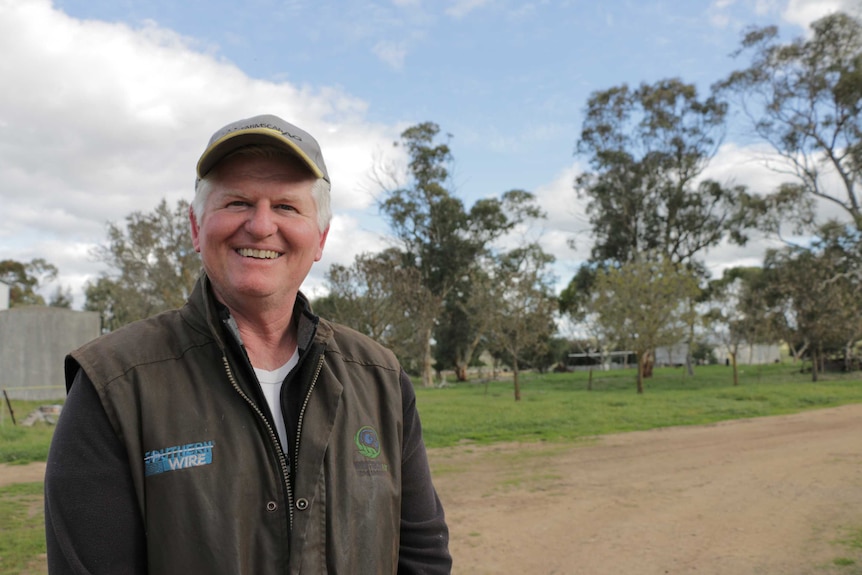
[413,362,862,448]
[1,361,860,574]
[0,482,45,575]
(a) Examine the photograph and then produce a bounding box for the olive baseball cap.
[196,114,329,182]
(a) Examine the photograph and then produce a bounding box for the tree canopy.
[575,78,749,268]
[483,243,558,400]
[591,256,700,393]
[0,258,66,307]
[716,12,862,233]
[85,198,199,331]
[378,122,546,386]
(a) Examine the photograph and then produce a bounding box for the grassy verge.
[413,362,862,448]
[0,400,57,464]
[0,482,45,575]
[3,363,862,461]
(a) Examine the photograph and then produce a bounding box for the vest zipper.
[221,355,295,530]
[293,355,325,489]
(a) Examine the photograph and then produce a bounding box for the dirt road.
[433,404,862,574]
[4,405,862,574]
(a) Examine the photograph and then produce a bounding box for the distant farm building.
[655,342,781,366]
[0,302,100,400]
[570,342,781,371]
[567,351,637,371]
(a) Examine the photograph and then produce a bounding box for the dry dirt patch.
[431,404,862,575]
[0,461,45,487]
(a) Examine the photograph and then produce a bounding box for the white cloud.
[709,0,857,31]
[533,163,592,256]
[446,0,491,19]
[524,162,593,291]
[705,141,855,222]
[781,0,850,29]
[698,140,857,277]
[0,0,399,307]
[372,40,408,70]
[701,141,786,193]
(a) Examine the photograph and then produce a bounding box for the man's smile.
[236,248,281,259]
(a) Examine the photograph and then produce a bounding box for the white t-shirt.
[253,349,299,449]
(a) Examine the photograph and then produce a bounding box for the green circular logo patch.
[355,426,381,459]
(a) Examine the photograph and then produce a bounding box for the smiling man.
[44,115,452,574]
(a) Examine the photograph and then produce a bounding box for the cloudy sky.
[1,0,857,308]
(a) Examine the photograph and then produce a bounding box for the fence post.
[2,389,16,425]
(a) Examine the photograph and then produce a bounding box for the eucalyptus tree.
[484,243,558,401]
[379,122,543,387]
[573,78,749,267]
[763,223,862,379]
[85,198,198,330]
[591,256,700,393]
[433,263,497,382]
[704,267,771,386]
[0,258,63,307]
[716,12,862,234]
[316,248,428,375]
[566,78,750,373]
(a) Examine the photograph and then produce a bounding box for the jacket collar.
[183,271,322,354]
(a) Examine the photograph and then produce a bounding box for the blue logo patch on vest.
[144,441,214,477]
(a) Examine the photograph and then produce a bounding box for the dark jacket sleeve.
[397,370,452,574]
[44,369,147,574]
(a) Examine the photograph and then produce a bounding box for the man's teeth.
[237,248,280,259]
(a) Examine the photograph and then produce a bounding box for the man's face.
[190,154,329,311]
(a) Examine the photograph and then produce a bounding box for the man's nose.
[246,204,277,237]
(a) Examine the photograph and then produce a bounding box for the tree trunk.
[811,347,819,382]
[459,333,485,383]
[642,351,654,379]
[636,352,646,394]
[421,327,434,388]
[454,363,468,382]
[685,303,695,376]
[731,352,739,386]
[790,340,809,365]
[513,358,521,401]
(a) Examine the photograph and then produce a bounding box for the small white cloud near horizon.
[372,40,409,70]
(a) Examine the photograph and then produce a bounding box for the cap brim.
[196,129,326,180]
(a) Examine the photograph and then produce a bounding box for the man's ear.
[189,206,201,253]
[315,226,330,262]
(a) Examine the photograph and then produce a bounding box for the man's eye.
[227,200,249,207]
[276,204,296,212]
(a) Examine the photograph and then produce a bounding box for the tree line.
[7,12,861,397]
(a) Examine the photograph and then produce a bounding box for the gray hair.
[192,145,332,233]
